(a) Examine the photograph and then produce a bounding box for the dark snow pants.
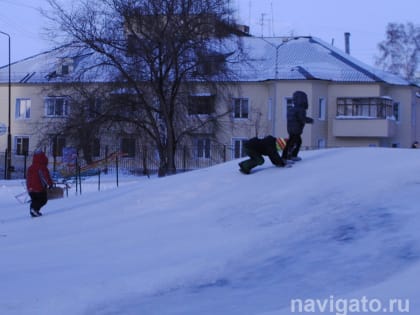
[29,191,48,211]
[282,134,302,159]
[239,147,265,172]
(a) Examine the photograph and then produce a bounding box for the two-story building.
[218,36,419,157]
[0,35,419,175]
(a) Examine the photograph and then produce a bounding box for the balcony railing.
[333,117,396,138]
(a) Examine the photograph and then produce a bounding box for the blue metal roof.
[232,36,411,84]
[0,36,413,86]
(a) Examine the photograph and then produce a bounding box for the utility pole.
[0,30,11,179]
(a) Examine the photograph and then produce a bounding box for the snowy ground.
[1,147,419,315]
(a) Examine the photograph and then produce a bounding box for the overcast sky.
[0,0,418,67]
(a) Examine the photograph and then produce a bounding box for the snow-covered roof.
[0,45,118,84]
[0,36,414,86]
[231,36,413,85]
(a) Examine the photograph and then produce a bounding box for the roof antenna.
[259,13,266,37]
[270,2,275,36]
[248,0,252,28]
[331,38,335,46]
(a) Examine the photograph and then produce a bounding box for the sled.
[47,186,64,200]
[15,191,30,204]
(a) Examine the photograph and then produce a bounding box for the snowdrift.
[1,147,419,314]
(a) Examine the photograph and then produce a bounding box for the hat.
[293,90,308,109]
[276,138,287,150]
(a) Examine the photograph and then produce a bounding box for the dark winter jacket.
[244,136,284,166]
[287,91,313,135]
[26,151,53,193]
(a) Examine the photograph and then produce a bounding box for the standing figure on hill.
[238,136,287,174]
[282,90,314,161]
[26,150,53,217]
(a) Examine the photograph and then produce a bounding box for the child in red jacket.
[26,150,53,217]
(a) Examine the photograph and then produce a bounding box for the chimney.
[344,32,351,54]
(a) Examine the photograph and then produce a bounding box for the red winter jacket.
[26,151,53,193]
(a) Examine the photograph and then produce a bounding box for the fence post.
[98,169,101,191]
[115,154,119,187]
[78,164,82,195]
[23,152,28,179]
[183,146,187,172]
[3,150,6,179]
[53,153,57,174]
[142,145,150,177]
[104,146,109,174]
[75,157,79,195]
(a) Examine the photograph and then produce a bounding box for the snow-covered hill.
[1,147,419,315]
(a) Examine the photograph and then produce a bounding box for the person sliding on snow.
[26,150,53,217]
[282,90,313,162]
[238,136,287,174]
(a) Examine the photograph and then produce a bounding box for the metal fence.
[1,144,238,180]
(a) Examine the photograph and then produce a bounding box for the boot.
[30,208,42,217]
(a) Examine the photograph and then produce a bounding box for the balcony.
[333,118,397,138]
[333,96,398,138]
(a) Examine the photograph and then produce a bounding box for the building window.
[188,95,215,115]
[393,102,400,121]
[282,97,293,121]
[232,138,247,158]
[83,138,101,158]
[15,98,31,119]
[233,98,249,119]
[15,136,29,155]
[195,137,211,159]
[318,98,326,120]
[52,136,66,156]
[317,138,326,149]
[336,97,393,119]
[267,98,273,121]
[45,97,69,117]
[121,138,136,158]
[109,91,137,118]
[195,52,226,76]
[88,98,102,119]
[61,64,69,75]
[127,34,141,55]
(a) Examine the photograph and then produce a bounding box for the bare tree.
[375,22,419,82]
[43,0,247,176]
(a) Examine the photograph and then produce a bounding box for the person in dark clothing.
[26,150,54,217]
[282,91,313,161]
[238,136,287,174]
